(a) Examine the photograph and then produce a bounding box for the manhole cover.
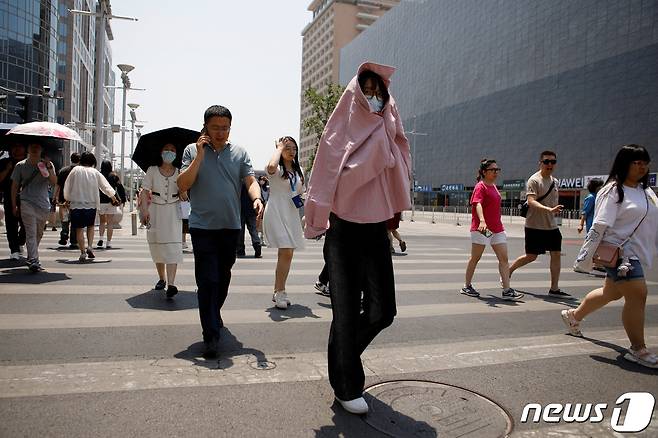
[248,360,276,370]
[363,380,513,438]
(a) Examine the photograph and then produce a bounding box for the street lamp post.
[127,103,139,212]
[405,116,428,222]
[117,64,133,186]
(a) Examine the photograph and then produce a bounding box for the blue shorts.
[605,259,645,282]
[71,208,97,229]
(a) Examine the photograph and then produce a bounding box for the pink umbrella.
[6,121,82,142]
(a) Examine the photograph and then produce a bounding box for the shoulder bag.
[520,179,555,218]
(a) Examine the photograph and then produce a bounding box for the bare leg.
[156,262,165,281]
[106,215,114,242]
[509,253,538,276]
[98,215,106,242]
[491,243,510,289]
[465,243,486,286]
[274,248,294,291]
[620,280,648,349]
[572,278,623,322]
[391,230,403,244]
[549,250,561,290]
[86,226,94,251]
[76,228,85,254]
[166,263,177,285]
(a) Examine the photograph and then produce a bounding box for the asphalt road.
[0,215,656,437]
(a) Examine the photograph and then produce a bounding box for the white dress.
[263,169,305,249]
[142,166,183,264]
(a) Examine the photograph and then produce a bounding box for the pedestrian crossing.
[0,224,656,435]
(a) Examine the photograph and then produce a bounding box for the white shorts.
[98,204,121,216]
[470,230,507,246]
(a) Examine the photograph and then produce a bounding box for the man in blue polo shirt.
[178,105,263,359]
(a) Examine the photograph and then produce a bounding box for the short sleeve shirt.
[470,181,504,233]
[581,193,596,232]
[181,142,254,230]
[525,171,559,230]
[11,159,53,210]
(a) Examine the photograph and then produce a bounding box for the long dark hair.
[100,160,113,179]
[476,158,497,181]
[278,136,304,186]
[606,144,651,203]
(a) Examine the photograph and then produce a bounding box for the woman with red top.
[461,159,523,301]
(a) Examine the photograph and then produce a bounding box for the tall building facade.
[1,0,59,123]
[56,0,114,160]
[340,0,658,207]
[299,0,399,169]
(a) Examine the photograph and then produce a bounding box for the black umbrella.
[132,127,200,172]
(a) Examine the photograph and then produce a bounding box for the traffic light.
[15,95,34,123]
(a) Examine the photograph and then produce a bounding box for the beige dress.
[143,166,182,264]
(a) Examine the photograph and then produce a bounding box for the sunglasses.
[541,159,557,165]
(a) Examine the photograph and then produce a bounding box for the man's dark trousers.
[3,199,25,253]
[237,213,261,254]
[190,228,240,343]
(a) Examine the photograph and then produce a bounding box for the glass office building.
[1,0,59,123]
[340,0,658,207]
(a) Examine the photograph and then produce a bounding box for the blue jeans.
[190,228,240,343]
[324,213,396,400]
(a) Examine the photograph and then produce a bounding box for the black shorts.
[71,208,97,229]
[182,219,189,234]
[524,227,562,255]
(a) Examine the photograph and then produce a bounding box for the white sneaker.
[560,309,583,337]
[105,241,112,249]
[272,291,290,309]
[336,397,369,415]
[9,252,21,260]
[78,252,87,262]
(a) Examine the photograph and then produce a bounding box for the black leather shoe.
[254,246,262,258]
[154,279,166,290]
[166,285,178,298]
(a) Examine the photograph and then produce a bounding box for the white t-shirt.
[594,183,658,267]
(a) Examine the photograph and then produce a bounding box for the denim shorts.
[605,259,645,282]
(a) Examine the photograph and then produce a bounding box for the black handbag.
[520,180,555,218]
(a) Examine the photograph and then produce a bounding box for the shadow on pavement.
[0,259,25,269]
[314,400,437,437]
[174,327,269,372]
[585,337,658,375]
[517,290,580,307]
[475,294,525,308]
[55,258,112,264]
[126,289,198,311]
[265,303,321,322]
[0,268,70,284]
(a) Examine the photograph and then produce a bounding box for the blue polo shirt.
[181,142,254,230]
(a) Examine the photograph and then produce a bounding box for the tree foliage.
[302,83,344,174]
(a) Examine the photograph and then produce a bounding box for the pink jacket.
[304,62,412,238]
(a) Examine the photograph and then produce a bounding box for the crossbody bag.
[520,179,555,218]
[592,189,649,268]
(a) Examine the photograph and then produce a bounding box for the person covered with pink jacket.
[304,62,411,415]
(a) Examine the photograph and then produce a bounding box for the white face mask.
[366,95,384,113]
[161,151,176,163]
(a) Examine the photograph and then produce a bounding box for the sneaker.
[560,309,583,337]
[78,252,87,262]
[624,347,658,369]
[548,289,572,299]
[51,227,57,231]
[58,238,67,246]
[86,248,95,259]
[400,241,407,253]
[9,252,21,260]
[154,279,166,290]
[336,397,369,415]
[314,281,330,297]
[28,259,43,272]
[460,284,480,297]
[502,288,524,301]
[105,242,112,249]
[272,291,290,309]
[96,240,103,249]
[166,285,179,298]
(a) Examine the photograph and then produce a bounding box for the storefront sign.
[502,179,525,190]
[558,177,584,189]
[440,184,464,192]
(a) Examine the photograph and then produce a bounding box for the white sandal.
[624,347,658,369]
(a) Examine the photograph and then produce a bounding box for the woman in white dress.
[263,136,305,309]
[141,143,183,298]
